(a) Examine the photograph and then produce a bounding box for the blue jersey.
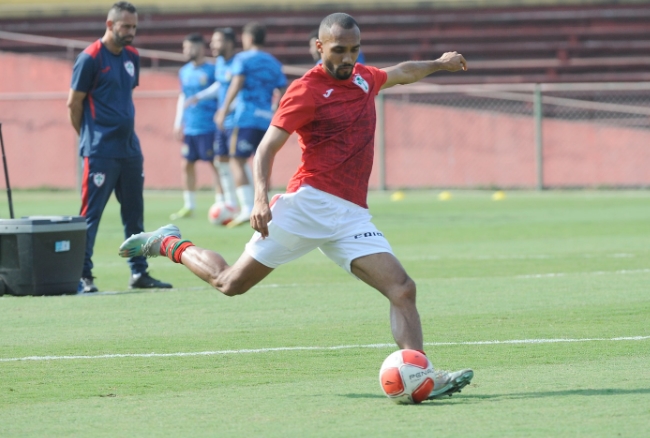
[230,50,287,130]
[215,56,237,130]
[71,40,141,158]
[179,61,217,135]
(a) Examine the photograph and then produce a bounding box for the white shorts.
[245,185,393,273]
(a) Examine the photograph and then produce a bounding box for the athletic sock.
[216,161,237,208]
[215,193,225,205]
[183,191,196,210]
[236,185,255,215]
[159,236,195,264]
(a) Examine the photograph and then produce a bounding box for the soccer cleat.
[118,224,181,259]
[225,210,251,228]
[129,271,172,289]
[428,368,474,400]
[78,276,98,293]
[170,207,193,220]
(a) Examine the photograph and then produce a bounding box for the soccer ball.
[208,203,236,226]
[379,349,435,404]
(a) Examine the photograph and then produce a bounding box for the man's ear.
[316,39,323,53]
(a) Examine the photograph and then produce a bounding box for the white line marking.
[517,268,650,279]
[1,336,648,363]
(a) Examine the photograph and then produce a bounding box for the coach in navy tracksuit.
[67,1,171,293]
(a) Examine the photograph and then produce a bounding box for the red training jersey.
[271,63,387,208]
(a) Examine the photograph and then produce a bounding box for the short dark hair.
[109,1,137,16]
[185,33,204,44]
[214,27,236,44]
[319,12,358,35]
[243,22,266,45]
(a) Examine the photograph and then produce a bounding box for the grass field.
[1,189,649,437]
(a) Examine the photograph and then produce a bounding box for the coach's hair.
[214,27,236,44]
[185,33,205,44]
[108,1,137,20]
[243,22,266,45]
[319,13,359,34]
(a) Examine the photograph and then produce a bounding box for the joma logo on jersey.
[323,89,333,98]
[354,231,384,239]
[352,74,369,93]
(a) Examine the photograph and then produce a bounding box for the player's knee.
[213,274,250,297]
[389,277,417,305]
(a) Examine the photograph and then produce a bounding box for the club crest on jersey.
[92,173,106,187]
[352,74,369,93]
[124,61,135,77]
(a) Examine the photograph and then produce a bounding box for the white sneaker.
[428,369,474,399]
[118,224,181,258]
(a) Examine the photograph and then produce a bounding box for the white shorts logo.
[92,172,106,187]
[124,61,135,77]
[353,74,369,93]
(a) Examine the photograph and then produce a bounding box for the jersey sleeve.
[365,65,388,96]
[230,54,245,76]
[271,80,315,134]
[70,53,96,93]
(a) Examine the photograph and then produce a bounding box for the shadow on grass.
[343,387,650,404]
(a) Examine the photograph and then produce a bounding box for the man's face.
[241,32,254,50]
[210,32,232,58]
[109,11,137,47]
[318,24,360,80]
[309,37,320,62]
[183,40,204,62]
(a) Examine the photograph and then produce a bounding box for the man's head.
[308,29,320,62]
[242,22,265,50]
[211,27,236,58]
[106,1,138,48]
[317,13,360,80]
[183,33,206,63]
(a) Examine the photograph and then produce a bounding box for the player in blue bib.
[67,1,171,292]
[171,33,227,220]
[216,22,287,227]
[185,27,239,213]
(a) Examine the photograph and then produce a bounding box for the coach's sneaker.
[78,276,98,293]
[118,224,181,259]
[428,368,474,400]
[129,271,172,289]
[170,207,193,220]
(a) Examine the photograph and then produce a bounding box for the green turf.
[1,190,649,437]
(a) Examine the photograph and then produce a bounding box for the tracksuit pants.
[80,155,148,278]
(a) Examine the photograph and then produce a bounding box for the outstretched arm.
[381,52,467,90]
[250,126,291,238]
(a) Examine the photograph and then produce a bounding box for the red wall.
[1,52,648,190]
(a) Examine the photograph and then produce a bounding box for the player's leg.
[171,135,199,220]
[115,155,172,289]
[214,129,237,209]
[227,128,266,227]
[351,252,423,350]
[79,156,120,292]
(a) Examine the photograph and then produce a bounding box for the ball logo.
[92,172,106,187]
[124,61,135,77]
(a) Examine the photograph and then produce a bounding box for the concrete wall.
[1,52,648,191]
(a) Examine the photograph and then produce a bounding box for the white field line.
[517,268,650,279]
[1,336,648,363]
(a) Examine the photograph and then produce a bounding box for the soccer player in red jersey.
[120,13,473,399]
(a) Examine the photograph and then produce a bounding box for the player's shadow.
[343,388,650,405]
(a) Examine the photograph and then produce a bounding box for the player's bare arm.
[250,126,290,238]
[66,89,87,135]
[381,52,467,90]
[215,74,244,130]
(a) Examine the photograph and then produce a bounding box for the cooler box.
[0,216,86,296]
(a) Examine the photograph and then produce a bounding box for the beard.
[114,33,134,47]
[323,59,354,80]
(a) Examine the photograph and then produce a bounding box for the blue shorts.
[182,132,215,162]
[214,130,230,158]
[228,127,266,158]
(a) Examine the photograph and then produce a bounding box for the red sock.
[159,236,179,257]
